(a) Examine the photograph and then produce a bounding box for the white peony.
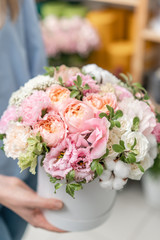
[4,122,31,159]
[82,64,120,85]
[129,154,153,180]
[121,131,149,162]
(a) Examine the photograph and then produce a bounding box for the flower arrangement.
[41,16,100,58]
[0,64,159,198]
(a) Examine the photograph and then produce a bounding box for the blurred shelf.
[88,0,138,7]
[142,29,160,43]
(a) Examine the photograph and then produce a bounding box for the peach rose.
[83,93,117,115]
[47,85,70,111]
[34,113,65,147]
[63,99,94,133]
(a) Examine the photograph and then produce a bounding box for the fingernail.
[55,201,63,209]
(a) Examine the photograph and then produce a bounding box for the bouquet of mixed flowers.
[41,16,100,58]
[0,64,159,198]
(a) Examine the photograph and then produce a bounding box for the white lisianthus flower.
[129,154,153,180]
[4,122,31,159]
[147,134,158,160]
[9,75,56,106]
[82,64,120,85]
[113,114,132,138]
[121,131,149,162]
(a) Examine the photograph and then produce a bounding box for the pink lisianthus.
[152,123,160,143]
[0,106,17,134]
[20,91,53,126]
[46,85,71,111]
[66,73,99,95]
[43,139,73,179]
[83,93,117,115]
[115,85,133,101]
[70,147,94,183]
[62,99,94,133]
[34,112,66,147]
[69,117,110,159]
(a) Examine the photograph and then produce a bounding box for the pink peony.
[119,98,156,136]
[83,93,117,115]
[152,123,160,143]
[0,106,17,134]
[62,99,94,133]
[46,85,71,111]
[20,91,53,126]
[34,112,65,147]
[115,85,133,101]
[43,139,73,179]
[69,117,110,159]
[66,73,99,95]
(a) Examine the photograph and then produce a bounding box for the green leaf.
[127,153,136,163]
[91,160,98,172]
[83,84,90,90]
[49,176,58,184]
[96,162,104,176]
[66,170,75,183]
[106,105,114,118]
[66,184,75,198]
[77,75,82,87]
[0,145,4,151]
[137,164,144,173]
[112,144,125,153]
[131,138,137,150]
[109,120,115,130]
[120,140,125,149]
[68,85,78,91]
[17,116,23,122]
[99,112,108,119]
[132,117,140,131]
[58,76,63,85]
[132,82,142,88]
[69,183,83,191]
[119,73,129,83]
[101,149,109,159]
[44,66,54,77]
[0,134,6,140]
[114,110,123,120]
[143,93,149,100]
[115,121,121,128]
[54,183,63,193]
[41,109,47,118]
[40,155,45,166]
[70,91,79,98]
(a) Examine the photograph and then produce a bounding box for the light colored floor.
[22,182,160,240]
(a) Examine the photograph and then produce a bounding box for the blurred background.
[23,0,160,239]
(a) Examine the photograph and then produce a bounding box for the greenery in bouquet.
[0,64,159,198]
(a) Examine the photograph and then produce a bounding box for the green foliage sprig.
[18,133,48,175]
[44,66,55,77]
[99,105,123,130]
[119,73,149,102]
[112,139,144,172]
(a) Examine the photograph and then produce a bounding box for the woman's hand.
[0,175,64,232]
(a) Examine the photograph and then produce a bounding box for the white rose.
[113,114,132,137]
[121,131,149,162]
[129,154,153,180]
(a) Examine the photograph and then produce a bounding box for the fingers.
[32,209,66,233]
[31,197,63,210]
